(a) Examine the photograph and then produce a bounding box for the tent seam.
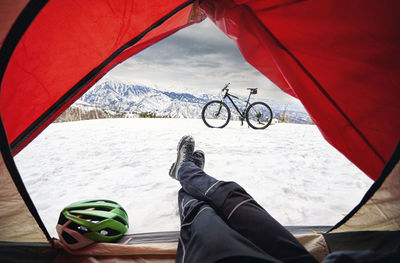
[0,117,51,241]
[9,0,196,153]
[243,3,385,165]
[0,0,49,94]
[328,140,400,232]
[0,0,51,242]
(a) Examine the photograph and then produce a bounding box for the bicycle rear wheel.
[245,102,273,129]
[202,101,231,128]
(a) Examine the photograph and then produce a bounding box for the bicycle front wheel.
[201,101,231,128]
[246,102,273,129]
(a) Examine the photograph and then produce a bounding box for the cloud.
[105,19,299,103]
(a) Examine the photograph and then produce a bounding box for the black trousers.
[176,162,318,263]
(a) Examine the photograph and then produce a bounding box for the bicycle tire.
[245,102,273,129]
[201,100,231,128]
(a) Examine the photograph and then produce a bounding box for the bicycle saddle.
[247,88,258,94]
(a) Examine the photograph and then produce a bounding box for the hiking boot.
[169,135,195,180]
[192,150,205,170]
[169,150,205,180]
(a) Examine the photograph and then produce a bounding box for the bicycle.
[201,83,273,129]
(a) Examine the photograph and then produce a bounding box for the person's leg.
[176,189,280,263]
[178,162,317,263]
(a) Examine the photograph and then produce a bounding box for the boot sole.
[169,135,194,179]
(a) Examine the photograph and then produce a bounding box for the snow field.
[15,118,372,238]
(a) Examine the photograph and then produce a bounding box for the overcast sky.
[105,19,298,103]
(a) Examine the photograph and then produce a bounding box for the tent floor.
[118,226,333,245]
[3,228,400,262]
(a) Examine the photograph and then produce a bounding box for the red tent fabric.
[201,0,400,180]
[0,0,203,153]
[1,0,399,180]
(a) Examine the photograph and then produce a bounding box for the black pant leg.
[176,189,280,263]
[178,162,317,263]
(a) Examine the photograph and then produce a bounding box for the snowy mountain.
[77,80,312,123]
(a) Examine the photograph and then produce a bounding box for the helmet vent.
[80,215,106,223]
[67,221,89,234]
[57,213,68,225]
[114,216,127,226]
[77,206,112,212]
[99,227,120,236]
[90,206,112,212]
[62,231,78,244]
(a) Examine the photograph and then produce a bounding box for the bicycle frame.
[220,90,253,118]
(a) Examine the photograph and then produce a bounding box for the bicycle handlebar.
[222,82,230,92]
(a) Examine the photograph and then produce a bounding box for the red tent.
[1,0,399,180]
[0,0,399,261]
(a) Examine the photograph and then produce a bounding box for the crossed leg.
[176,162,318,263]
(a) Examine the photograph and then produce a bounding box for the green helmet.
[57,199,129,250]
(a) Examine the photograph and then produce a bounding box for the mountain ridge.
[75,80,311,123]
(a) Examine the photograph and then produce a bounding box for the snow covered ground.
[15,118,373,238]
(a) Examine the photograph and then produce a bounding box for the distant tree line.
[54,106,171,123]
[55,105,313,124]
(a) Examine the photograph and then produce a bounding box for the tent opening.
[13,19,372,239]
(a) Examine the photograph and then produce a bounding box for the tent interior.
[0,0,399,262]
